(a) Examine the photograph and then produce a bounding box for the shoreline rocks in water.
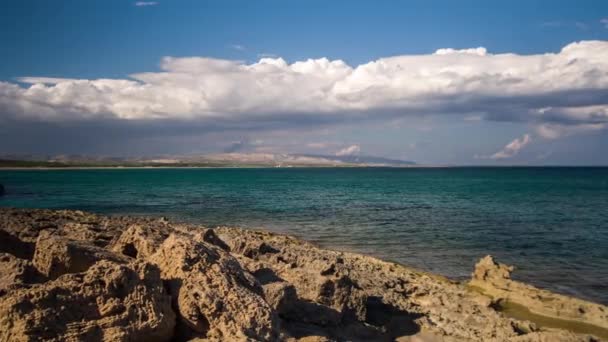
[0,208,606,341]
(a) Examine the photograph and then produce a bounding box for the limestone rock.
[111,224,169,259]
[1,208,606,341]
[262,281,298,314]
[472,255,514,281]
[148,233,278,341]
[0,253,40,295]
[33,230,129,279]
[0,260,175,342]
[470,255,608,333]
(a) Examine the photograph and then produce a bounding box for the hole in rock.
[121,243,138,258]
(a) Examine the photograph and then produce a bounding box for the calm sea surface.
[1,167,607,304]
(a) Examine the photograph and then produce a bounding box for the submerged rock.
[0,208,605,341]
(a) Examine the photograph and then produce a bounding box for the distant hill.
[293,154,416,166]
[0,153,415,168]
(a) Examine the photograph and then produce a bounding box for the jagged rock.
[0,208,606,341]
[470,255,608,332]
[263,281,298,314]
[111,224,169,259]
[472,255,514,281]
[33,230,129,279]
[0,260,175,341]
[148,233,278,340]
[0,253,40,295]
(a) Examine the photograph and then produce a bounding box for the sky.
[1,0,608,165]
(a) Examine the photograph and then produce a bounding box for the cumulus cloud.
[335,145,360,156]
[490,134,531,159]
[135,1,158,6]
[2,41,608,137]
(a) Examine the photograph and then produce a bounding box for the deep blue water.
[1,167,607,304]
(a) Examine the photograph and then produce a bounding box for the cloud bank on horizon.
[2,40,608,162]
[5,41,608,132]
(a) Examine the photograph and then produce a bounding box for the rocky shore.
[0,208,606,341]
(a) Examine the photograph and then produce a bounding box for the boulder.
[470,255,608,333]
[111,224,169,259]
[33,230,129,279]
[1,209,606,341]
[263,281,298,314]
[148,234,278,340]
[0,260,175,342]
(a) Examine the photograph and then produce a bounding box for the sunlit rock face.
[0,208,605,341]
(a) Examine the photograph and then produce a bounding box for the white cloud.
[601,18,608,29]
[229,44,246,51]
[490,134,531,159]
[135,1,158,6]
[258,53,278,58]
[434,47,487,56]
[335,145,360,156]
[2,40,608,138]
[16,77,76,84]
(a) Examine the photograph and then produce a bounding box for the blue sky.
[1,0,608,164]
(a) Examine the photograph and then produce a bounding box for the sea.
[1,167,607,304]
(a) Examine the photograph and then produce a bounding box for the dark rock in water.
[0,184,4,196]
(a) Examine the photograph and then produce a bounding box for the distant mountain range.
[0,153,416,167]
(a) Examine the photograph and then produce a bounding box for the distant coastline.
[0,153,417,169]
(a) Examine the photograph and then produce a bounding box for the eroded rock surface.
[0,208,605,341]
[470,255,608,336]
[0,260,175,342]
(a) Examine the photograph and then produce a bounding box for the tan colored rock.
[1,208,606,341]
[0,260,175,342]
[0,253,40,294]
[33,230,129,279]
[111,224,170,259]
[470,255,608,333]
[148,233,278,341]
[0,229,35,260]
[262,281,298,314]
[217,227,608,341]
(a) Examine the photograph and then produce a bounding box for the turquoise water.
[1,167,607,304]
